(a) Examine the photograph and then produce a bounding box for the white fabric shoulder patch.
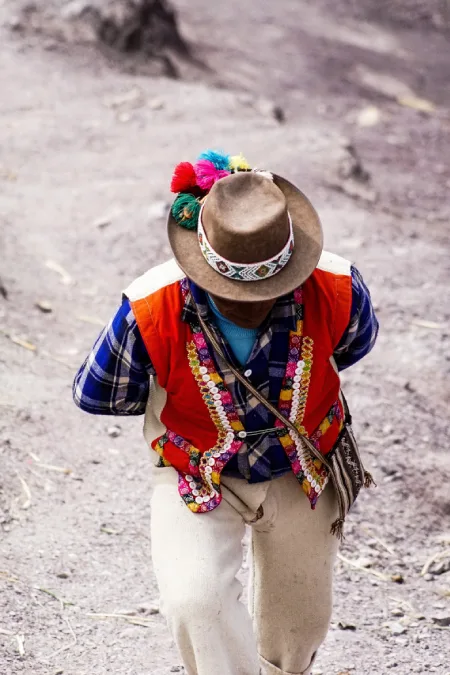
[316,250,351,276]
[124,258,185,301]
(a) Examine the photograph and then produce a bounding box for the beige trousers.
[150,466,339,675]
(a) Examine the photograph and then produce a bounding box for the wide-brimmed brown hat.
[168,170,323,302]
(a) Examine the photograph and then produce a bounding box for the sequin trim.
[155,323,245,513]
[274,287,330,508]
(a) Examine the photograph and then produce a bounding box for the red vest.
[125,253,352,513]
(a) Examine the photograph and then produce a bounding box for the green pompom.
[171,193,201,230]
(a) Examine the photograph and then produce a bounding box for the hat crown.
[202,172,290,265]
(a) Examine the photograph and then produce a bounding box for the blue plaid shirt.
[73,266,378,482]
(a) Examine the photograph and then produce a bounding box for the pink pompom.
[194,160,230,191]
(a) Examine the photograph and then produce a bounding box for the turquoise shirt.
[207,295,258,366]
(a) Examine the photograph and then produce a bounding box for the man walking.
[74,150,378,675]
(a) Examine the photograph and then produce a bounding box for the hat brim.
[167,173,323,302]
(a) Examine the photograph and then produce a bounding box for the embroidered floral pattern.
[155,323,245,513]
[273,288,329,508]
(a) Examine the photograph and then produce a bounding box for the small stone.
[147,201,169,221]
[36,300,53,313]
[391,608,404,617]
[107,425,121,438]
[149,98,165,110]
[354,556,372,568]
[423,573,434,581]
[256,98,285,122]
[60,1,91,20]
[311,670,323,675]
[8,16,23,31]
[337,621,356,630]
[433,561,450,575]
[390,622,407,635]
[56,571,70,579]
[357,105,381,127]
[137,602,159,615]
[432,615,450,627]
[272,105,285,123]
[170,667,183,673]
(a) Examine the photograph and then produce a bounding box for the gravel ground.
[1,1,449,673]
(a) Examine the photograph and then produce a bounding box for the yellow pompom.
[229,153,251,171]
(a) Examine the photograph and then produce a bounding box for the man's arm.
[333,265,379,371]
[73,298,155,415]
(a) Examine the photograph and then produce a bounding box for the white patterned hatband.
[197,204,295,282]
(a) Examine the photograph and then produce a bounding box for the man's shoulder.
[315,250,351,277]
[124,258,185,302]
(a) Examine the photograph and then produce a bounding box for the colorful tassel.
[229,153,251,171]
[194,160,230,191]
[170,162,197,193]
[197,149,230,170]
[171,193,201,230]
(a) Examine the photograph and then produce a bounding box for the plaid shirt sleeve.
[72,298,155,415]
[333,265,379,371]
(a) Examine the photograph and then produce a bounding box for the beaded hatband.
[197,203,295,282]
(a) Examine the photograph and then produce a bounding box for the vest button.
[244,369,252,377]
[238,431,247,439]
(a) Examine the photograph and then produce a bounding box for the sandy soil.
[1,1,450,673]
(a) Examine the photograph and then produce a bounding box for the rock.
[60,1,92,20]
[147,201,169,221]
[389,622,407,635]
[256,98,285,123]
[354,556,372,568]
[356,105,381,128]
[337,620,357,630]
[107,425,121,438]
[149,97,165,110]
[0,279,8,300]
[432,615,450,627]
[170,667,183,673]
[391,608,404,617]
[423,573,434,581]
[19,0,190,77]
[93,207,122,228]
[8,16,24,31]
[432,560,450,575]
[36,300,53,313]
[137,602,160,615]
[56,571,70,579]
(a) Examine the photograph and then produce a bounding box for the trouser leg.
[150,467,265,675]
[250,473,340,675]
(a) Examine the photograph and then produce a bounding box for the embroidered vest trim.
[154,285,343,513]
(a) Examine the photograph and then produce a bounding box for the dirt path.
[1,2,449,673]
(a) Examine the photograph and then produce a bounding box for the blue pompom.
[197,149,230,171]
